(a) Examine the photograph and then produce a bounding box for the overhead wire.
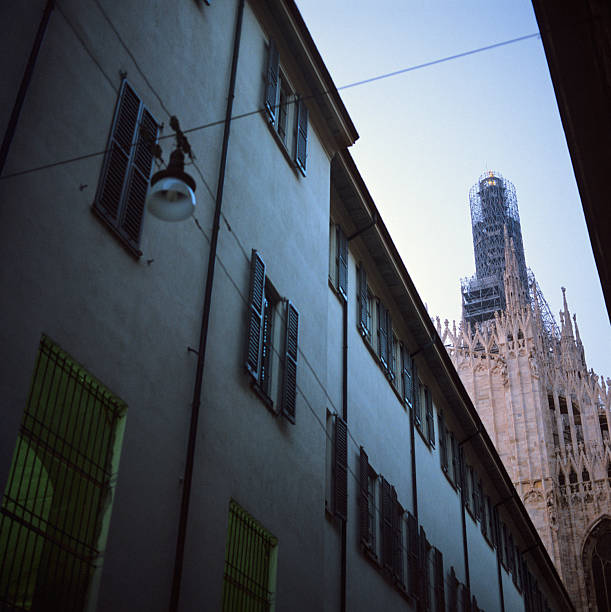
[0,19,543,182]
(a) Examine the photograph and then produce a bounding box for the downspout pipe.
[0,0,55,177]
[340,298,348,612]
[169,0,244,609]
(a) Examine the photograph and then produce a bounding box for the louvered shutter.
[434,548,445,612]
[337,227,348,299]
[120,107,158,248]
[448,567,459,611]
[458,445,465,490]
[392,496,404,585]
[264,39,279,122]
[380,478,393,569]
[407,513,419,597]
[387,314,395,379]
[451,433,459,485]
[476,479,483,522]
[412,361,421,426]
[401,344,413,405]
[357,265,368,335]
[333,415,348,521]
[245,250,265,379]
[295,98,308,174]
[481,495,489,538]
[378,302,388,367]
[419,528,430,611]
[359,447,371,546]
[438,413,448,472]
[281,301,298,422]
[492,505,500,551]
[426,388,435,446]
[508,533,515,575]
[468,466,475,513]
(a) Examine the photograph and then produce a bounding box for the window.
[222,500,278,612]
[401,344,413,407]
[93,80,159,256]
[415,379,435,446]
[439,412,448,473]
[432,547,446,612]
[332,415,348,521]
[359,447,377,555]
[377,302,391,370]
[245,250,299,422]
[357,264,369,337]
[335,225,348,299]
[0,335,126,610]
[264,39,308,174]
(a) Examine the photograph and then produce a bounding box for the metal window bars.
[0,335,125,611]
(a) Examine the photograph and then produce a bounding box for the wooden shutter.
[333,415,348,521]
[401,344,413,405]
[359,447,370,546]
[458,445,465,491]
[392,496,404,585]
[468,466,475,513]
[434,548,445,612]
[120,107,158,247]
[481,494,489,538]
[448,567,459,611]
[281,301,299,422]
[426,388,435,446]
[438,413,448,472]
[387,316,395,380]
[476,479,483,522]
[419,528,430,611]
[407,512,419,598]
[245,250,265,379]
[493,505,500,552]
[264,39,279,122]
[451,433,459,485]
[337,226,348,299]
[380,477,393,569]
[357,265,368,336]
[412,360,420,425]
[378,302,388,368]
[295,98,308,174]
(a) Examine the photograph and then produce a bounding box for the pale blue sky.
[295,0,611,377]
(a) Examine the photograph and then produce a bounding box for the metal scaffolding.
[462,171,529,326]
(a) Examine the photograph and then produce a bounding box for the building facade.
[442,173,611,611]
[1,2,573,610]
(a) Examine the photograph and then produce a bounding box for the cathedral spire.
[503,226,527,314]
[560,286,574,339]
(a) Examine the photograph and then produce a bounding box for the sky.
[294,0,611,377]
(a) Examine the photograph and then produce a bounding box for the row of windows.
[329,223,436,447]
[359,447,446,611]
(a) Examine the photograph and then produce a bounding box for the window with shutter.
[93,80,159,256]
[476,478,483,522]
[438,413,448,473]
[380,478,393,570]
[333,415,348,521]
[245,251,298,423]
[336,226,348,299]
[413,371,421,427]
[264,39,279,122]
[401,343,413,406]
[359,447,375,551]
[357,264,369,337]
[433,548,445,612]
[392,496,405,587]
[419,528,431,611]
[295,97,308,175]
[425,389,435,447]
[407,512,419,598]
[378,302,388,368]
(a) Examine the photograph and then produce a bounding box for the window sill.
[262,111,302,178]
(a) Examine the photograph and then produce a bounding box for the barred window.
[222,501,278,611]
[0,335,126,610]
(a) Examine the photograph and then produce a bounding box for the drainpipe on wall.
[0,0,55,177]
[340,299,348,612]
[168,0,245,610]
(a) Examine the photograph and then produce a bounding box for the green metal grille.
[0,336,125,611]
[222,501,277,612]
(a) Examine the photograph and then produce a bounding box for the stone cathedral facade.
[440,172,611,611]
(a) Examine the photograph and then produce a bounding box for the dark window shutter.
[412,361,420,425]
[438,413,448,472]
[458,445,465,490]
[281,301,299,422]
[476,478,483,522]
[260,301,272,393]
[359,447,371,547]
[419,528,430,611]
[337,226,348,299]
[448,567,459,611]
[407,512,419,597]
[245,250,266,379]
[357,265,368,335]
[434,548,445,612]
[426,388,435,446]
[295,98,308,174]
[481,494,489,538]
[401,345,413,405]
[460,583,469,612]
[380,477,393,569]
[508,533,515,575]
[378,302,388,368]
[451,433,459,485]
[95,81,158,254]
[264,39,279,122]
[120,107,158,247]
[468,466,475,513]
[392,496,404,585]
[493,505,500,551]
[387,314,395,379]
[333,415,348,521]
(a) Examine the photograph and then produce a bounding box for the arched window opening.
[583,519,611,612]
[569,468,578,484]
[558,471,565,486]
[582,468,590,482]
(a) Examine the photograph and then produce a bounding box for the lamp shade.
[147,176,196,221]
